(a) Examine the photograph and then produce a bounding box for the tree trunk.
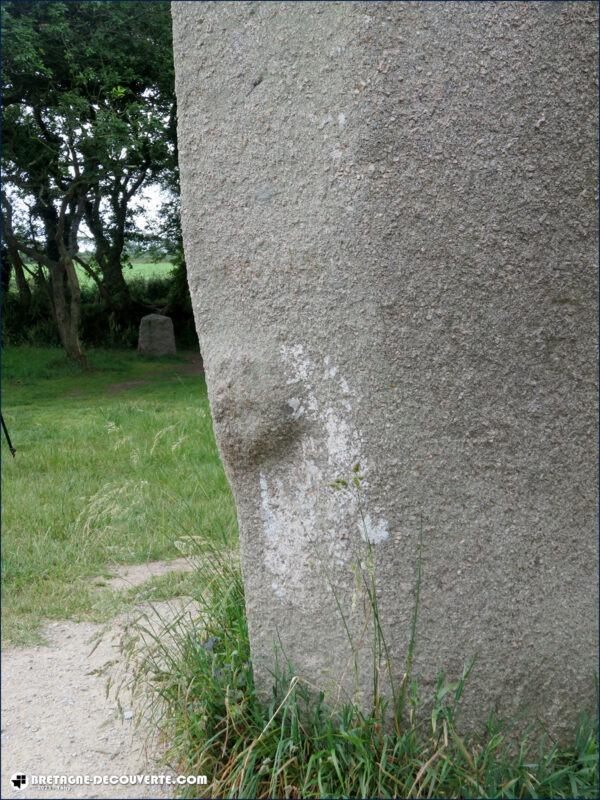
[0,197,31,307]
[12,257,31,308]
[104,249,131,311]
[1,246,12,299]
[84,195,132,313]
[49,261,85,364]
[5,243,32,308]
[53,188,87,364]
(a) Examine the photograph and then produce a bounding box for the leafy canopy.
[2,1,175,241]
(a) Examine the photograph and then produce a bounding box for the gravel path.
[1,560,199,799]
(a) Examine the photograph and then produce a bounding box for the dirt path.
[1,560,199,800]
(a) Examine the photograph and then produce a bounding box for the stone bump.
[137,313,176,357]
[172,0,598,738]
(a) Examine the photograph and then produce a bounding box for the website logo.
[11,774,27,790]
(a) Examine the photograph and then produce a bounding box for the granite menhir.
[172,0,598,739]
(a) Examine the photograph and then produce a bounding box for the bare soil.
[1,560,200,799]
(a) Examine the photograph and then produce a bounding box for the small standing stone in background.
[138,314,176,357]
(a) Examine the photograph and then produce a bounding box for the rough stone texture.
[138,314,176,357]
[173,0,598,737]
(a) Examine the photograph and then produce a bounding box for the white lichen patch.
[260,345,389,600]
[361,513,390,544]
[259,473,279,540]
[322,406,358,466]
[287,397,305,419]
[271,580,286,600]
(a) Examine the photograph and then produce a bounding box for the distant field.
[78,260,173,286]
[10,260,173,291]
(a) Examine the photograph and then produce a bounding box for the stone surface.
[137,314,176,357]
[172,0,598,737]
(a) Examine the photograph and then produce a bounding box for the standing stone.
[173,1,598,738]
[138,314,176,357]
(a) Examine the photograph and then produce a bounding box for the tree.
[1,1,175,356]
[1,175,88,362]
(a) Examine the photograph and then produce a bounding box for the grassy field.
[77,259,173,287]
[1,346,236,645]
[10,260,173,290]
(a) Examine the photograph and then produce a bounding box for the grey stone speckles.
[137,314,176,357]
[172,1,598,738]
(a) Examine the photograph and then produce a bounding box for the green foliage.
[2,265,198,349]
[1,0,178,354]
[2,1,174,187]
[126,544,598,799]
[2,280,60,347]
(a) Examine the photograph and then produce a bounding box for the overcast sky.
[78,182,168,249]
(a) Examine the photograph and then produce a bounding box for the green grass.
[1,345,236,645]
[10,259,173,290]
[125,543,598,799]
[77,259,173,286]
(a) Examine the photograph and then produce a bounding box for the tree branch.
[1,192,55,270]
